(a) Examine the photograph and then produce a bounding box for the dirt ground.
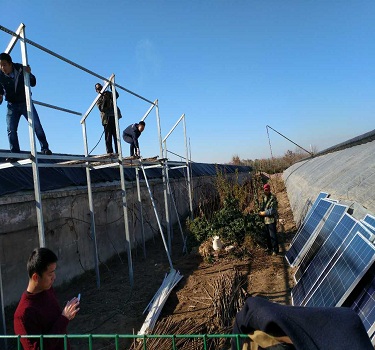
[5,174,297,350]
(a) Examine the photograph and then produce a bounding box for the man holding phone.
[14,248,80,350]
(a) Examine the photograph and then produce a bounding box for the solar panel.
[291,213,356,306]
[294,202,348,282]
[304,232,375,309]
[349,265,375,340]
[362,220,375,232]
[362,216,375,241]
[301,220,374,305]
[285,198,333,267]
[290,192,329,246]
[363,214,375,230]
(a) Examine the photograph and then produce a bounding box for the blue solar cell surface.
[294,202,348,282]
[291,213,356,306]
[343,221,372,245]
[307,192,330,217]
[285,198,333,266]
[290,192,329,245]
[350,269,375,339]
[301,220,373,305]
[364,214,375,230]
[304,232,375,308]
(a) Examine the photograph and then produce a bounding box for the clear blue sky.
[1,0,374,163]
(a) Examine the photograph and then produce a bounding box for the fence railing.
[0,333,248,350]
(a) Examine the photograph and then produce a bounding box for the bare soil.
[5,174,297,350]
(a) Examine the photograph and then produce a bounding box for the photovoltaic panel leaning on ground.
[285,196,333,267]
[347,264,375,342]
[301,220,374,306]
[294,202,349,282]
[303,232,375,308]
[289,192,329,247]
[362,222,375,235]
[363,214,375,232]
[287,192,375,344]
[291,212,357,306]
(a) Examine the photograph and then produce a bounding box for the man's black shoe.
[42,149,52,155]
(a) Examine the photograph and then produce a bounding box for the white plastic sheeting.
[283,140,375,226]
[138,269,183,335]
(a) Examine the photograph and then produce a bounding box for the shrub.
[186,215,211,249]
[186,171,267,249]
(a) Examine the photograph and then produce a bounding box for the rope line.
[266,125,313,156]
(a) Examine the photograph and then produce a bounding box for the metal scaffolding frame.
[162,114,193,253]
[0,23,193,337]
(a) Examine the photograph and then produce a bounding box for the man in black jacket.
[0,53,52,161]
[122,121,146,157]
[95,83,121,154]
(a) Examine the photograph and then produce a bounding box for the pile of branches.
[211,268,247,328]
[130,268,247,350]
[129,317,205,350]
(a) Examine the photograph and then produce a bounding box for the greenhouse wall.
[283,138,375,226]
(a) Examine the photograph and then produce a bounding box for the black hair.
[95,83,102,89]
[139,121,146,126]
[0,53,12,63]
[27,247,58,278]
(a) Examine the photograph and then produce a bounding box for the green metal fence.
[0,334,248,349]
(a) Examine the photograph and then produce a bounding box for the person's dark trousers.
[123,135,136,156]
[265,221,279,253]
[129,143,135,156]
[6,102,49,153]
[104,116,118,154]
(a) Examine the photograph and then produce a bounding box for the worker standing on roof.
[94,82,122,155]
[259,183,279,256]
[122,121,146,157]
[0,52,52,162]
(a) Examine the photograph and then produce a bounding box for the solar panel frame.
[303,232,375,309]
[285,198,333,267]
[362,220,375,234]
[326,198,338,203]
[294,201,349,282]
[362,217,375,243]
[290,192,329,246]
[364,223,375,231]
[363,214,375,230]
[291,213,357,306]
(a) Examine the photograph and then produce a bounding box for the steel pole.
[20,25,46,247]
